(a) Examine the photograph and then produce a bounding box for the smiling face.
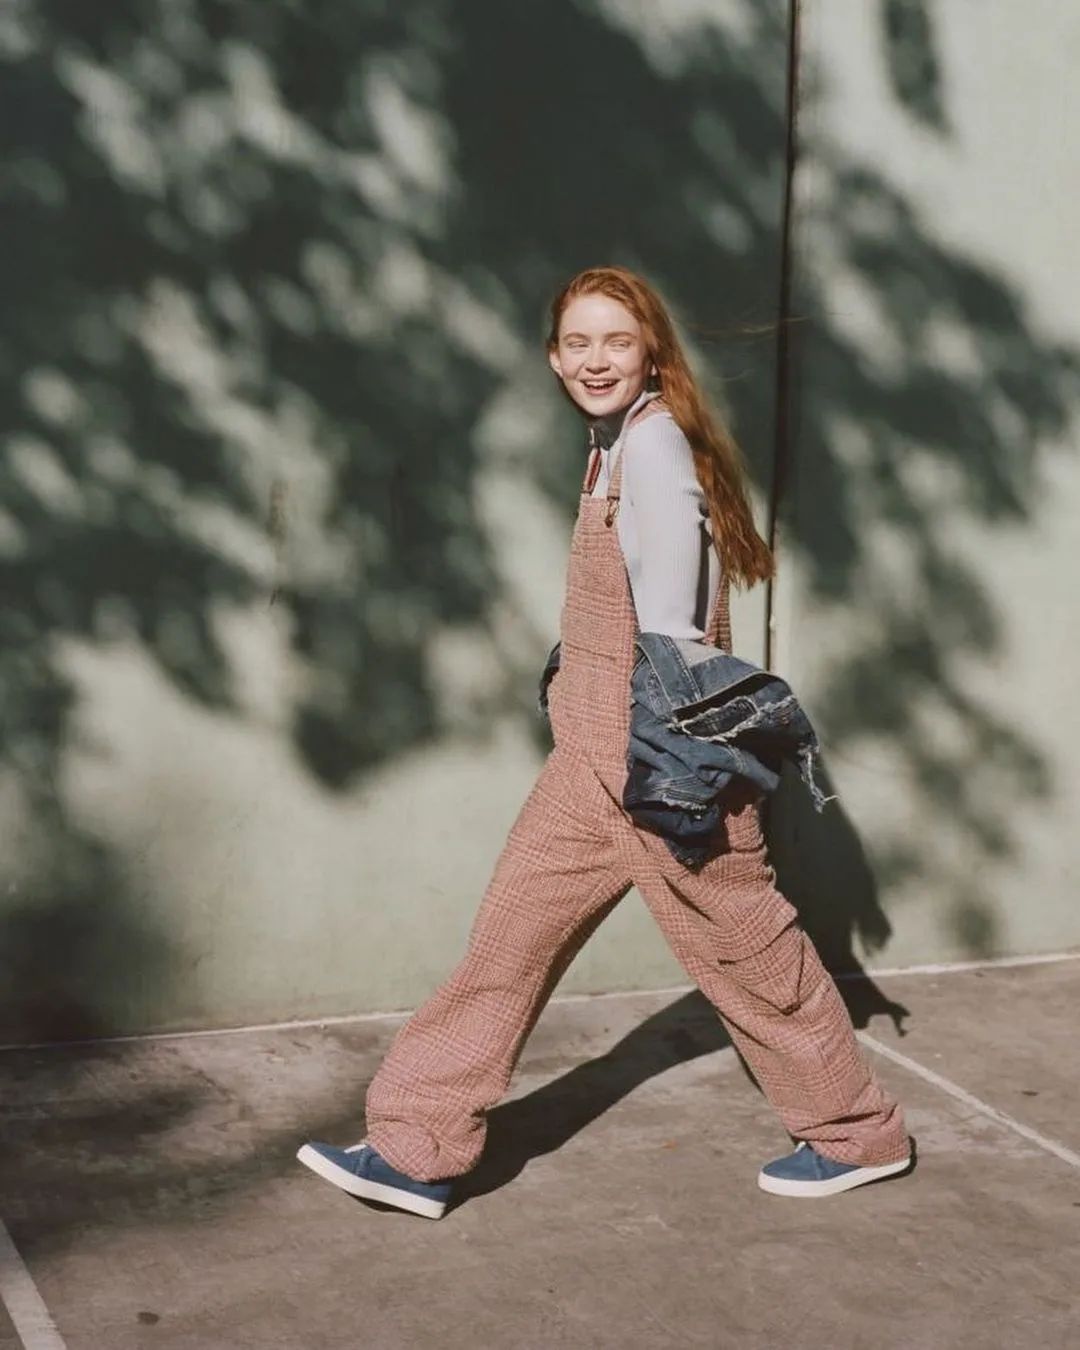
[548,292,657,417]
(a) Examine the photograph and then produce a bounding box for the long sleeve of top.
[590,402,722,641]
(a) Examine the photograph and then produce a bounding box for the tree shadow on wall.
[0,0,1077,1050]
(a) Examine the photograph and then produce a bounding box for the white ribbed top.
[589,393,722,640]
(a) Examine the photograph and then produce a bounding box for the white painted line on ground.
[0,1221,66,1350]
[858,1031,1080,1172]
[849,950,1080,980]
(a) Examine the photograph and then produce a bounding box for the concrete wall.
[0,0,785,1039]
[2,2,1077,1042]
[769,2,1080,971]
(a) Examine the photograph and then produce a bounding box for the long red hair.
[546,266,774,589]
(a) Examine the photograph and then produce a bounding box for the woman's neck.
[586,388,652,449]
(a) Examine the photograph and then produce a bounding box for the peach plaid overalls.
[365,400,908,1181]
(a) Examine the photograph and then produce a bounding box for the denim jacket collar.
[633,632,765,713]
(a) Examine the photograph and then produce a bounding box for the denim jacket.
[538,634,833,868]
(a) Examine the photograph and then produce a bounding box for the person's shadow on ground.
[452,991,728,1205]
[452,981,905,1207]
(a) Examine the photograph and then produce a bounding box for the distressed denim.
[537,641,562,716]
[539,633,832,868]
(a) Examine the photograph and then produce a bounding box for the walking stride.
[297,266,912,1218]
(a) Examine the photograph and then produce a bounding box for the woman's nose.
[584,353,611,371]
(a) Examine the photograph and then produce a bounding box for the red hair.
[547,266,774,589]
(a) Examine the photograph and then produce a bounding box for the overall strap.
[707,575,733,653]
[582,423,603,494]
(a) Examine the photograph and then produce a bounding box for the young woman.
[297,266,911,1218]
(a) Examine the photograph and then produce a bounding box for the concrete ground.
[1,958,1079,1350]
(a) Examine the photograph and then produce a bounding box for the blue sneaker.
[758,1141,911,1197]
[296,1140,451,1219]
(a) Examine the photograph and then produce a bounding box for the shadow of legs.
[452,961,912,1207]
[453,991,730,1204]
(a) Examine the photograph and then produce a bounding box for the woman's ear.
[548,347,564,378]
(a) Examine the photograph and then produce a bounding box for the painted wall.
[769,2,1080,972]
[2,2,1076,1042]
[0,0,784,1039]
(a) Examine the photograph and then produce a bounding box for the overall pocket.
[716,920,808,1016]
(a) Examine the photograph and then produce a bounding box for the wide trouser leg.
[364,747,631,1182]
[633,794,910,1167]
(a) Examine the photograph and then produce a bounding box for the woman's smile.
[578,374,624,407]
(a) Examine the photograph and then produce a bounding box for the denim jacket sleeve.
[537,641,562,718]
[628,632,834,814]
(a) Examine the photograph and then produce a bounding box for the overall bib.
[365,402,908,1182]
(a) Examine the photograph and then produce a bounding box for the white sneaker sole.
[757,1154,911,1198]
[296,1145,448,1219]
